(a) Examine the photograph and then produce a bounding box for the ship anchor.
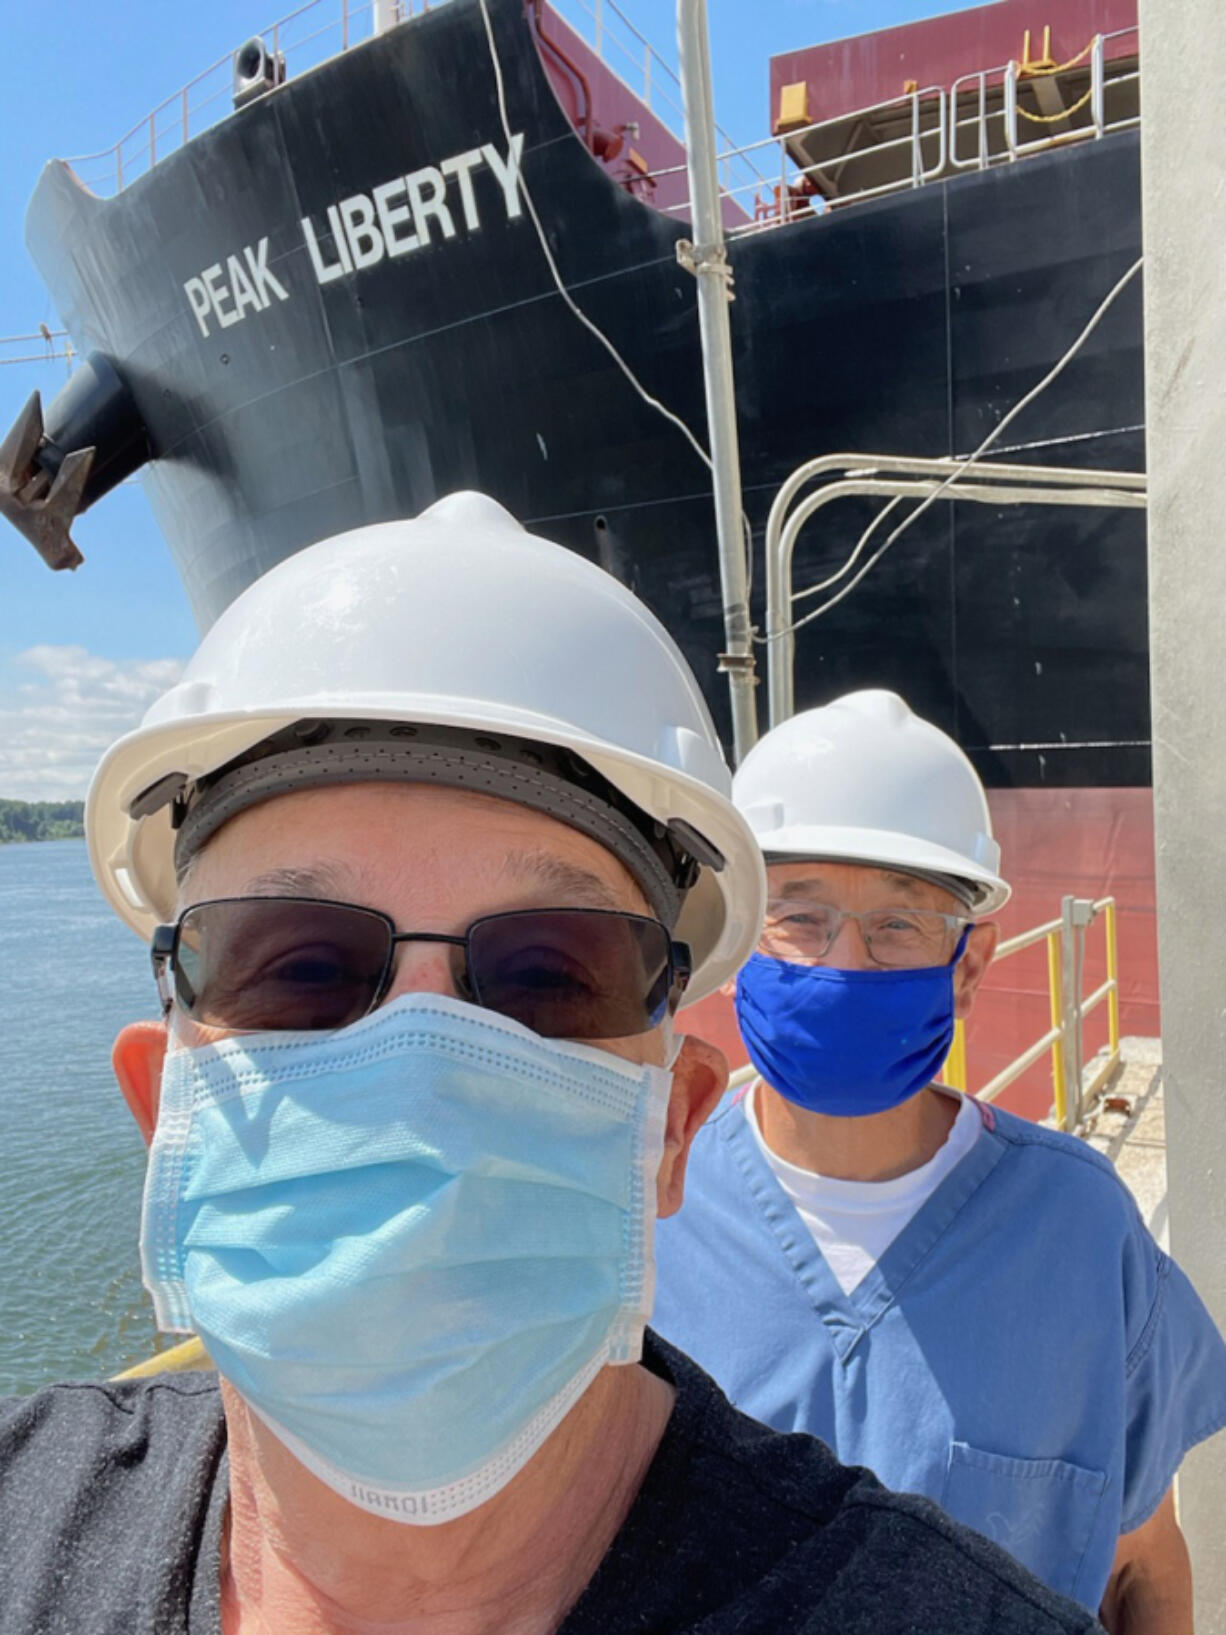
[0,351,151,572]
[0,391,93,571]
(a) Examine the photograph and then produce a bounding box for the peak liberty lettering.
[184,132,525,340]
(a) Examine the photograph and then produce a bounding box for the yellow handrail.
[1078,897,1121,1109]
[1048,927,1068,1127]
[943,1019,968,1092]
[955,898,1121,1122]
[1104,898,1121,1057]
[941,920,1060,1094]
[940,903,1117,1120]
[112,1335,211,1379]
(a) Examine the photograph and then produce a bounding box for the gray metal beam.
[676,0,758,764]
[764,463,1145,728]
[1139,0,1226,1624]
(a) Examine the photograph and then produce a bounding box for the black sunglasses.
[151,897,691,1040]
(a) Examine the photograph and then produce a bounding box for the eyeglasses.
[151,897,691,1039]
[761,902,969,968]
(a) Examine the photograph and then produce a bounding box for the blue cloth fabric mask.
[141,993,672,1524]
[734,931,969,1117]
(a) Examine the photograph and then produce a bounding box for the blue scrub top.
[653,1092,1226,1611]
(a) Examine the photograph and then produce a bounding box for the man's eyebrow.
[501,849,630,911]
[878,870,934,900]
[240,863,349,898]
[770,872,937,903]
[772,878,829,900]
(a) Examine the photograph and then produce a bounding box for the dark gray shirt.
[0,1334,1102,1634]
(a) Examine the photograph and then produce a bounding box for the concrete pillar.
[1139,0,1226,1625]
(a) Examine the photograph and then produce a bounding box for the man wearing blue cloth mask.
[0,501,1102,1635]
[653,689,1226,1633]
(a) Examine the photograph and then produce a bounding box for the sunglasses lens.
[467,911,674,1040]
[175,900,391,1032]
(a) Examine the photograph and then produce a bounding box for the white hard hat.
[732,690,1010,913]
[86,492,766,1004]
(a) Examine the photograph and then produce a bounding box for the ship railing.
[726,894,1122,1132]
[1005,27,1140,160]
[60,0,763,206]
[64,0,403,197]
[0,330,74,369]
[951,27,1140,172]
[553,0,682,126]
[948,71,1000,171]
[648,25,1143,234]
[645,85,948,234]
[547,0,768,201]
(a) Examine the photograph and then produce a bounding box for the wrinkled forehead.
[764,859,963,914]
[179,781,651,918]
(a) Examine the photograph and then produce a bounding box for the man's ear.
[112,1021,168,1146]
[656,1034,728,1219]
[954,921,999,1020]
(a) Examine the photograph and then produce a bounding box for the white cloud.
[0,645,185,801]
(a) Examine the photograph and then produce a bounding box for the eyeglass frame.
[150,896,694,1034]
[759,902,972,967]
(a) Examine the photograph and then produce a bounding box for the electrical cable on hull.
[767,254,1144,640]
[790,495,904,605]
[476,0,754,588]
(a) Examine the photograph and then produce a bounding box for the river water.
[0,839,165,1393]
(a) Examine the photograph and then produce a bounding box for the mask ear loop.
[661,1021,685,1072]
[165,1004,215,1056]
[951,925,973,965]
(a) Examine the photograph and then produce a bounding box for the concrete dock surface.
[1075,1037,1168,1250]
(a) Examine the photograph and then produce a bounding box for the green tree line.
[0,799,85,843]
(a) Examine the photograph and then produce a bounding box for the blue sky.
[0,0,952,798]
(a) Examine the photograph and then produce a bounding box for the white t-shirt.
[743,1087,982,1296]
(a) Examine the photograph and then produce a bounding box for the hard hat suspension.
[133,719,725,932]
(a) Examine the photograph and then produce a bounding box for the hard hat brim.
[756,823,1011,914]
[87,698,767,1008]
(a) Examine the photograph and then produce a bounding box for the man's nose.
[384,946,465,1003]
[823,915,876,971]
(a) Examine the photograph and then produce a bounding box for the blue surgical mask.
[734,932,968,1118]
[141,993,672,1524]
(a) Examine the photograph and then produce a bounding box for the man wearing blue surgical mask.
[653,690,1226,1634]
[0,504,1102,1635]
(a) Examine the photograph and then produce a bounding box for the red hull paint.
[770,0,1137,129]
[680,786,1158,1124]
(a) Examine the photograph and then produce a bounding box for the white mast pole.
[676,0,758,762]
